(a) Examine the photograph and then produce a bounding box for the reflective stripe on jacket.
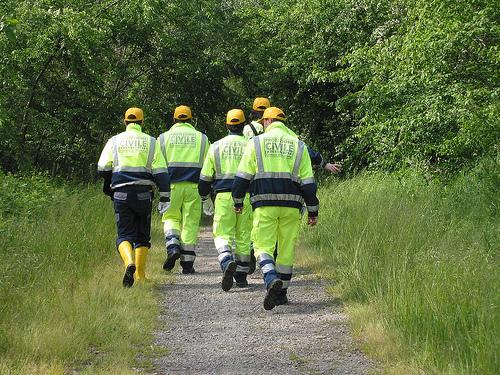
[158,122,209,183]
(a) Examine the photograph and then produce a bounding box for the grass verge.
[297,158,499,374]
[0,173,169,374]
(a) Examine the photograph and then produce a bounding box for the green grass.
[0,173,169,374]
[298,158,499,374]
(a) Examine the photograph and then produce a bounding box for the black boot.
[263,279,283,311]
[180,261,195,274]
[163,248,180,271]
[234,272,249,288]
[275,288,288,305]
[221,261,237,291]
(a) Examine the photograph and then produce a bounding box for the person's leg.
[213,192,237,291]
[275,207,301,305]
[162,183,183,270]
[248,242,257,274]
[252,206,282,310]
[135,246,149,280]
[179,182,201,273]
[113,193,136,287]
[248,210,256,275]
[234,195,252,287]
[133,192,153,281]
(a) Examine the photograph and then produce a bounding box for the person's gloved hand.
[158,201,170,215]
[203,198,214,216]
[102,175,113,199]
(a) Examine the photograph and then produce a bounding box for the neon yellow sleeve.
[200,144,216,181]
[97,139,113,171]
[205,138,211,158]
[236,139,256,179]
[152,139,168,172]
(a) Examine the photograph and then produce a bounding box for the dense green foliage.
[0,173,162,374]
[301,158,500,374]
[0,1,232,177]
[1,0,498,177]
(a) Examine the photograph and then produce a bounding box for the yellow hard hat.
[173,105,192,120]
[124,107,144,121]
[226,109,246,125]
[252,97,270,111]
[259,106,286,122]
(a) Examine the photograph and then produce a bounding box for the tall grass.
[300,159,499,374]
[0,173,166,374]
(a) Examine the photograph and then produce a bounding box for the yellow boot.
[118,241,136,287]
[135,246,149,282]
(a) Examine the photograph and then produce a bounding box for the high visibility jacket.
[243,121,264,140]
[198,132,247,197]
[243,125,324,198]
[244,122,326,168]
[97,123,170,198]
[158,122,209,183]
[232,122,319,216]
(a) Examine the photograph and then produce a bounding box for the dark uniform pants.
[113,190,153,248]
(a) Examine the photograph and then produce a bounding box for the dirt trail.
[152,227,374,374]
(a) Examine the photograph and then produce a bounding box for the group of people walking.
[97,98,340,310]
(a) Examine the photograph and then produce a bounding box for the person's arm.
[307,146,342,174]
[199,144,215,199]
[202,133,211,160]
[97,139,114,198]
[151,138,171,202]
[299,143,319,225]
[307,146,325,168]
[232,140,256,212]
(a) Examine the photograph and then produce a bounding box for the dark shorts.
[113,190,153,248]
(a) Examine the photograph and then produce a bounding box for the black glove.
[102,176,113,199]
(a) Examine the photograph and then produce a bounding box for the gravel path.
[152,227,374,375]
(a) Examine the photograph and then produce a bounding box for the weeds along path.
[152,226,374,374]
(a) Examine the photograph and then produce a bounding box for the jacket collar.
[264,121,288,133]
[171,122,195,130]
[126,123,142,133]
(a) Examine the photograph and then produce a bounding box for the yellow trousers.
[213,192,252,272]
[162,182,201,265]
[252,206,301,288]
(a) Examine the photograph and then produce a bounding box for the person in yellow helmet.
[158,105,210,274]
[242,97,269,139]
[242,98,271,274]
[97,107,171,287]
[199,109,253,291]
[244,97,342,275]
[233,107,319,310]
